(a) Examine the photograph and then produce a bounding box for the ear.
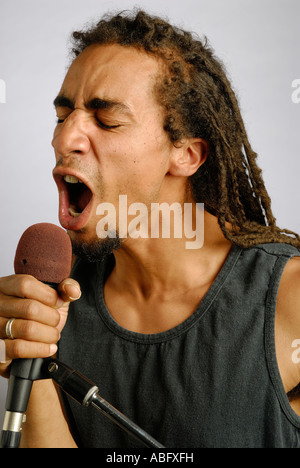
[168,138,208,177]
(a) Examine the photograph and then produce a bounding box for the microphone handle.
[0,427,22,449]
[0,358,46,448]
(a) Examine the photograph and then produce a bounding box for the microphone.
[1,223,72,448]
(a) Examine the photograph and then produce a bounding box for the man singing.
[0,10,300,448]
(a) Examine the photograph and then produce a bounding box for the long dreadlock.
[71,9,300,249]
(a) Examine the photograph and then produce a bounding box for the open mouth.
[53,171,94,230]
[63,175,93,217]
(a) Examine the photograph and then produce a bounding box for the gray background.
[0,0,299,431]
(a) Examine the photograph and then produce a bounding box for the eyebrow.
[53,95,74,109]
[53,95,133,118]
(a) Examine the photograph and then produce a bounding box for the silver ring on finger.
[5,318,16,340]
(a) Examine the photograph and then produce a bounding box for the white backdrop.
[0,0,299,431]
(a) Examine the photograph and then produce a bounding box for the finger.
[0,296,60,328]
[0,275,59,307]
[0,338,11,377]
[4,339,58,361]
[1,318,60,344]
[54,279,81,333]
[57,279,81,304]
[0,339,6,364]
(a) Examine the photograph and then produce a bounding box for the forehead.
[59,44,161,111]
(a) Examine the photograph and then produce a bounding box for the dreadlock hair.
[71,9,300,249]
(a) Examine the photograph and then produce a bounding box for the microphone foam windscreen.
[14,223,73,284]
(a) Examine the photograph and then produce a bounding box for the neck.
[110,210,232,298]
[103,209,233,333]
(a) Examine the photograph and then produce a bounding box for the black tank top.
[58,243,300,448]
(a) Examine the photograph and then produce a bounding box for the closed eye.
[95,116,121,130]
[55,115,120,130]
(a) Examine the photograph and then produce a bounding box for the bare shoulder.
[277,256,300,316]
[275,256,300,395]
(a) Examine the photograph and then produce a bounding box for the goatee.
[72,235,122,262]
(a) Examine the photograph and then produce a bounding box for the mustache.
[54,157,81,169]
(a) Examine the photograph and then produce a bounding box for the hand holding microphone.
[0,223,81,447]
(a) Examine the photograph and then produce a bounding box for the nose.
[52,110,91,157]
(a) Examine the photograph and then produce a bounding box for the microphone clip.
[1,358,165,449]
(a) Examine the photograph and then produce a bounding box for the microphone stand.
[0,357,165,449]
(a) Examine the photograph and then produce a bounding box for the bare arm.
[276,257,300,412]
[19,379,77,448]
[0,274,81,448]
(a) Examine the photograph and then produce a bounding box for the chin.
[71,235,122,263]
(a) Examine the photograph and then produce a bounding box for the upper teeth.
[64,175,83,184]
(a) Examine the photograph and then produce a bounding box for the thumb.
[55,279,81,333]
[57,278,81,304]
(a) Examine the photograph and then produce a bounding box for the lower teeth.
[69,205,81,217]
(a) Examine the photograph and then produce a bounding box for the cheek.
[92,127,171,191]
